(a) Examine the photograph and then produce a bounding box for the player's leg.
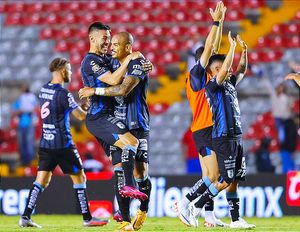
[227,140,255,229]
[19,148,57,228]
[59,147,108,227]
[132,131,151,231]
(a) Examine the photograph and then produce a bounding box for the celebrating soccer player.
[80,22,149,204]
[19,58,108,228]
[79,32,151,231]
[175,1,228,228]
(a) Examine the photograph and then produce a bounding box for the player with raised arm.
[189,32,255,229]
[79,32,151,232]
[19,58,108,228]
[175,1,228,228]
[80,22,148,202]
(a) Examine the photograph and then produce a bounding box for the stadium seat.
[6,2,25,13]
[26,2,44,12]
[244,0,265,8]
[286,35,300,48]
[226,10,244,21]
[44,13,62,25]
[40,27,58,39]
[55,40,71,52]
[44,2,63,12]
[272,24,285,35]
[5,13,23,25]
[284,23,300,35]
[61,12,80,25]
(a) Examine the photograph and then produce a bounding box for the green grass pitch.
[0,215,300,232]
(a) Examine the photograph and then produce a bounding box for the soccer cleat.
[215,218,229,227]
[204,218,229,228]
[132,209,147,231]
[230,217,256,229]
[113,210,123,222]
[83,217,109,227]
[119,186,148,201]
[19,217,42,228]
[174,201,198,227]
[116,221,134,231]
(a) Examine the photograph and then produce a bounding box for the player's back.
[186,61,213,132]
[39,83,78,149]
[80,53,114,116]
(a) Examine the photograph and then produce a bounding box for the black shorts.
[212,137,246,183]
[86,112,129,145]
[192,126,213,157]
[101,128,149,165]
[38,146,83,174]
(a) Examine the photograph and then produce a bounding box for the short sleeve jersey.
[205,75,242,138]
[80,53,114,115]
[186,61,213,132]
[112,58,150,131]
[39,83,78,149]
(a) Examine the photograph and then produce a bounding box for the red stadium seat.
[155,12,172,22]
[82,1,101,11]
[173,11,188,22]
[77,27,89,39]
[248,51,262,63]
[272,24,284,34]
[284,23,300,35]
[162,52,180,64]
[101,13,117,24]
[44,13,61,25]
[44,2,63,12]
[70,52,83,65]
[294,10,300,20]
[132,26,150,37]
[224,0,244,9]
[269,35,284,48]
[0,2,7,13]
[71,40,88,53]
[58,27,76,39]
[23,13,43,25]
[79,12,96,25]
[263,50,283,62]
[6,2,25,13]
[40,28,58,39]
[119,12,135,23]
[55,40,71,52]
[286,35,300,48]
[226,10,244,21]
[68,2,82,11]
[188,11,208,22]
[136,12,155,23]
[61,12,80,24]
[256,36,271,48]
[26,2,44,12]
[5,13,23,25]
[244,0,265,8]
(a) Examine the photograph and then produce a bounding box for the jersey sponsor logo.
[39,93,54,100]
[133,64,143,70]
[90,60,104,74]
[130,69,143,76]
[286,171,300,206]
[67,93,78,109]
[42,124,55,129]
[41,102,50,119]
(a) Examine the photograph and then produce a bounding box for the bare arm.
[200,2,225,67]
[103,76,140,97]
[285,73,300,87]
[99,51,143,86]
[71,106,87,121]
[216,31,236,85]
[213,6,226,54]
[78,76,140,99]
[235,35,248,85]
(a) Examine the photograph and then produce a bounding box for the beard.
[63,73,70,83]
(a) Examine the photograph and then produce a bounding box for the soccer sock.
[226,192,240,222]
[204,198,214,211]
[136,176,152,212]
[204,198,215,223]
[121,145,136,187]
[115,167,131,222]
[194,184,219,209]
[22,182,44,219]
[185,177,212,202]
[73,183,92,222]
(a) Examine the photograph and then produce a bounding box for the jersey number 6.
[41,102,50,119]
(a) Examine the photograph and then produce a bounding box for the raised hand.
[236,34,247,51]
[78,87,95,99]
[228,31,236,47]
[209,1,225,22]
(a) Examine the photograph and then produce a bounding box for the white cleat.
[230,217,256,229]
[204,218,229,228]
[19,217,42,228]
[215,218,229,227]
[174,201,198,227]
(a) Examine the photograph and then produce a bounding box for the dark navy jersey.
[205,75,242,138]
[80,53,114,115]
[39,83,78,149]
[189,60,208,91]
[112,58,150,131]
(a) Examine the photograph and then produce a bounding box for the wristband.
[95,87,105,96]
[213,21,220,26]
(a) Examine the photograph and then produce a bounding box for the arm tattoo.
[236,50,248,75]
[103,76,139,96]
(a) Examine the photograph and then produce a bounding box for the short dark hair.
[207,54,226,67]
[195,46,204,62]
[88,22,110,34]
[49,57,69,72]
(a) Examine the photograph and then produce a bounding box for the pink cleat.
[119,186,148,201]
[113,210,123,222]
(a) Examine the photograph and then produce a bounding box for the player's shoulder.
[129,57,144,66]
[127,58,145,77]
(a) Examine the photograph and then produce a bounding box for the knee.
[78,171,87,183]
[207,172,219,182]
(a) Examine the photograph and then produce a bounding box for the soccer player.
[189,32,255,229]
[175,1,228,228]
[79,32,151,231]
[19,58,108,228]
[80,22,148,201]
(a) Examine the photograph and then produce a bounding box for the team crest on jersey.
[116,122,125,129]
[227,169,234,179]
[115,96,124,105]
